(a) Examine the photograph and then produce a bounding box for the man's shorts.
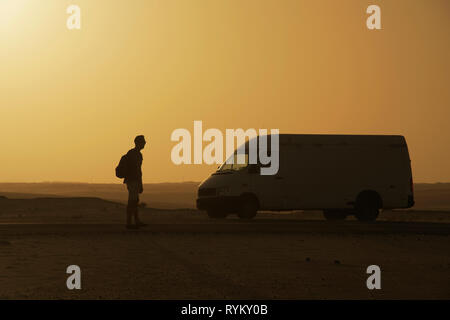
[126,181,140,203]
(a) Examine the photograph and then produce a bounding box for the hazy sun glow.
[0,0,27,28]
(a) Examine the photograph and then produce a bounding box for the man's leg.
[129,181,147,226]
[126,182,140,228]
[133,197,147,227]
[126,205,133,226]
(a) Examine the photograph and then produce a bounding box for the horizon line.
[0,181,201,184]
[0,181,449,185]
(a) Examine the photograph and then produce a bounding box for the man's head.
[134,135,146,150]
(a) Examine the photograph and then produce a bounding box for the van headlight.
[217,186,231,196]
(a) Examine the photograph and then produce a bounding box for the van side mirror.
[248,164,260,174]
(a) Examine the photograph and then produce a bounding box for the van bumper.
[196,196,241,211]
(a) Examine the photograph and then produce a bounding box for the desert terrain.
[0,183,449,299]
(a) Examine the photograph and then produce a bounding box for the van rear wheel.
[355,205,379,221]
[355,191,381,222]
[238,196,258,219]
[355,202,380,221]
[323,210,347,221]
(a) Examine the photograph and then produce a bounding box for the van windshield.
[218,154,249,172]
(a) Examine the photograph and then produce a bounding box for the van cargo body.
[196,134,414,221]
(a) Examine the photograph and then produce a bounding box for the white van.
[196,134,414,221]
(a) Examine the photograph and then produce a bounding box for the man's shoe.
[126,224,139,230]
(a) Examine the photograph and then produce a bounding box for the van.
[196,134,414,221]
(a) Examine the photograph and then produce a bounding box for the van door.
[281,144,339,210]
[249,164,287,210]
[277,146,305,210]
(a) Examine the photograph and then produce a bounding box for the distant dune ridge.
[0,182,449,210]
[0,182,199,209]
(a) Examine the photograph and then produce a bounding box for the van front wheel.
[323,210,347,221]
[238,196,258,219]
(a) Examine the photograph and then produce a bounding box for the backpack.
[115,154,129,179]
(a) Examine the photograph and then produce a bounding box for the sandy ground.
[0,203,449,299]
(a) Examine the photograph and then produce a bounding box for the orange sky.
[0,0,449,183]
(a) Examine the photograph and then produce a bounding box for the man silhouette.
[124,135,147,229]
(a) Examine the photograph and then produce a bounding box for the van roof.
[246,134,407,146]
